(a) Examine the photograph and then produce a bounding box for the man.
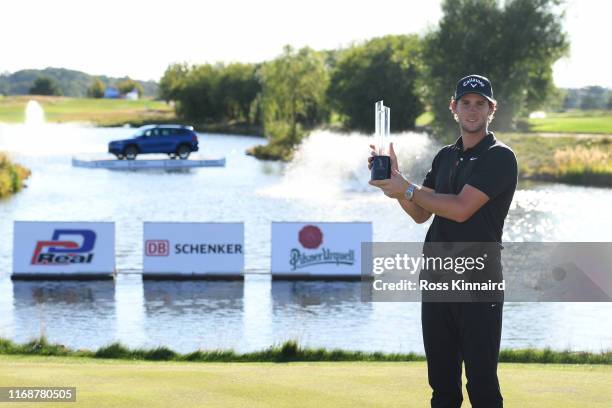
[368,75,517,408]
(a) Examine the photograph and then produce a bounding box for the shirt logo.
[469,157,478,161]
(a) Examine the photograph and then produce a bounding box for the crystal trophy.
[371,100,391,180]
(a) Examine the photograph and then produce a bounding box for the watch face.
[406,185,414,200]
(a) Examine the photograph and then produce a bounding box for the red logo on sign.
[298,225,323,249]
[146,240,169,256]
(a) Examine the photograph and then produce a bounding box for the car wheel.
[116,154,125,160]
[177,144,190,160]
[124,145,138,160]
[168,153,176,160]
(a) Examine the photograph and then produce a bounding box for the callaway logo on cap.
[454,74,495,102]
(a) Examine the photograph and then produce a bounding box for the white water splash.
[258,129,439,200]
[0,101,97,157]
[0,122,101,157]
[25,100,45,126]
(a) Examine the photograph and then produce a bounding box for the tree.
[159,63,189,102]
[422,0,569,139]
[116,78,144,96]
[327,35,424,132]
[259,46,329,144]
[87,77,106,98]
[562,88,581,110]
[218,63,262,123]
[163,62,262,125]
[29,76,61,96]
[579,86,607,110]
[175,63,223,122]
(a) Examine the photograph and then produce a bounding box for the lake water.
[0,122,611,353]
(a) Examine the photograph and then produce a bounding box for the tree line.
[0,67,157,98]
[160,35,425,143]
[162,0,569,151]
[561,86,612,111]
[27,76,144,98]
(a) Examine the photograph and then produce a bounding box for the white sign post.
[12,221,115,280]
[143,222,244,279]
[271,222,372,280]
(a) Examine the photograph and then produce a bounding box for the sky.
[1,0,610,88]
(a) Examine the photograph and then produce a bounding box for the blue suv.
[108,125,199,160]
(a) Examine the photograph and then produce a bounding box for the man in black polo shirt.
[369,75,517,408]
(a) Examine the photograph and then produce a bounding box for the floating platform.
[11,273,115,281]
[271,273,371,281]
[72,156,226,169]
[142,273,244,281]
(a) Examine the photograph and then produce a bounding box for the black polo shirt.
[421,132,518,244]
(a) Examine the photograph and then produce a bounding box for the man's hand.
[367,142,399,173]
[368,142,410,199]
[369,169,411,199]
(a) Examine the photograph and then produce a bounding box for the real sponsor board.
[12,221,115,276]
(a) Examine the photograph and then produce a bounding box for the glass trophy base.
[371,155,391,180]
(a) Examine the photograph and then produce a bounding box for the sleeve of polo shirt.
[467,146,517,199]
[422,150,442,189]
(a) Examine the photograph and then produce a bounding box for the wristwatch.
[404,184,416,201]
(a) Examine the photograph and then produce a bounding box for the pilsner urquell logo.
[31,229,96,265]
[298,225,323,249]
[290,225,355,271]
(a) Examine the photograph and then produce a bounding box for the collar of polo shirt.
[452,132,496,155]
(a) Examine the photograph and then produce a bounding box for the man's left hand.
[369,169,411,199]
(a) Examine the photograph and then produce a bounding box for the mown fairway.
[527,110,612,134]
[0,95,175,125]
[0,355,610,407]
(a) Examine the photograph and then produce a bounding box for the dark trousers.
[421,301,504,408]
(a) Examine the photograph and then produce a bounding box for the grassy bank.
[1,337,610,365]
[527,110,612,134]
[0,153,30,198]
[0,95,264,135]
[246,137,295,161]
[1,355,611,408]
[499,133,611,187]
[416,109,612,135]
[418,109,612,187]
[0,95,175,126]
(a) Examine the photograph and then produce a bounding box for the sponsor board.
[271,222,372,279]
[143,222,244,277]
[13,221,115,276]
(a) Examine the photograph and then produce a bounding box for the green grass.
[417,109,612,134]
[1,337,610,365]
[0,95,175,126]
[0,355,610,408]
[2,338,610,407]
[527,110,612,134]
[0,337,425,363]
[417,109,612,186]
[498,133,612,187]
